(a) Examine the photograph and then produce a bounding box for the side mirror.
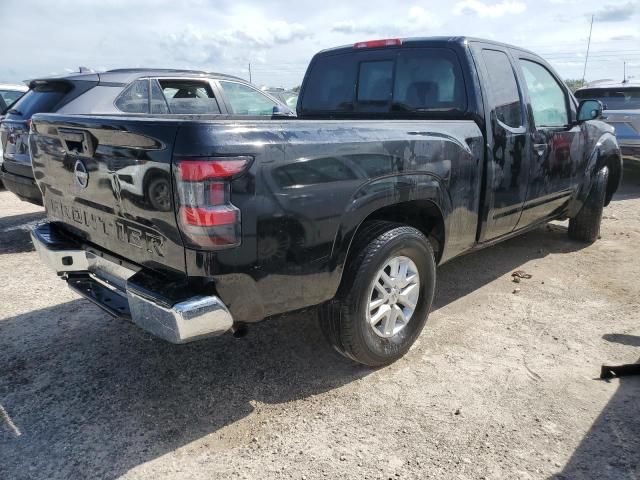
[577,99,603,122]
[272,104,294,117]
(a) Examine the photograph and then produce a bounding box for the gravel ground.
[1,167,639,480]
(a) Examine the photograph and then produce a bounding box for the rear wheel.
[320,221,436,367]
[147,175,171,212]
[568,167,609,243]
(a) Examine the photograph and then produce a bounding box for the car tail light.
[175,156,251,249]
[354,38,402,49]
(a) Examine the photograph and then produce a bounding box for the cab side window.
[115,78,221,115]
[150,80,169,114]
[519,60,568,128]
[481,49,523,128]
[158,80,220,114]
[115,79,149,113]
[219,81,278,116]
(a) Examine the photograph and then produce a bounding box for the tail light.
[175,156,251,249]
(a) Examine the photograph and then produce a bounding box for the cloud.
[594,2,638,22]
[164,20,311,65]
[454,0,526,17]
[330,5,439,36]
[608,33,639,41]
[331,21,376,34]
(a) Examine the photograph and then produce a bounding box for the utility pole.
[623,61,627,83]
[581,15,594,86]
[248,62,252,83]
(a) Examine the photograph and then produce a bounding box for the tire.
[320,221,436,367]
[568,167,609,243]
[146,176,171,212]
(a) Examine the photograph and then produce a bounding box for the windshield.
[575,88,640,110]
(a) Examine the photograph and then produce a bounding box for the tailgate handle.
[58,128,97,157]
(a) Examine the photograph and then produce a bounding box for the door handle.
[534,143,548,157]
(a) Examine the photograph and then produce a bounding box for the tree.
[291,85,301,93]
[565,79,585,93]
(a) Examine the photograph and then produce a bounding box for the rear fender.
[328,173,450,292]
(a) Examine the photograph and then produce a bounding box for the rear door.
[471,44,530,241]
[30,115,186,275]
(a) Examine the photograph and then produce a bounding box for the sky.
[1,0,638,89]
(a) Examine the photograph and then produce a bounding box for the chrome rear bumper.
[31,223,234,343]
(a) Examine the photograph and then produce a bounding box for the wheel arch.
[328,173,450,298]
[603,148,623,206]
[570,131,622,215]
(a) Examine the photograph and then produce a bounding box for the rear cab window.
[299,47,467,116]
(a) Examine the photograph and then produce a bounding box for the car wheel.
[147,177,171,212]
[568,167,609,243]
[320,221,436,367]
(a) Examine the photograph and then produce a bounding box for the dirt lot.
[1,167,639,480]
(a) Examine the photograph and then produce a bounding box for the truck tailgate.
[30,114,186,275]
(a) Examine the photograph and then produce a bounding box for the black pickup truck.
[29,37,622,366]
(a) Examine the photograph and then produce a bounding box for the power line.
[543,51,640,57]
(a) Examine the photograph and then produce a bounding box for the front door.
[514,56,582,227]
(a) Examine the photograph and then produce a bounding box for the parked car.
[0,83,28,179]
[0,69,293,204]
[575,80,640,163]
[29,37,621,366]
[0,83,28,112]
[263,87,299,109]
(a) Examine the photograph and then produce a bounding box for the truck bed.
[30,114,484,320]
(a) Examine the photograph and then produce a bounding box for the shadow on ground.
[0,211,46,254]
[550,336,640,479]
[433,223,582,310]
[0,303,368,479]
